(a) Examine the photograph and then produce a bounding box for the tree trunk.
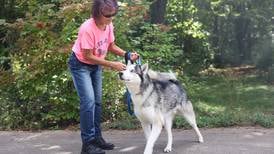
[150,0,167,24]
[0,0,5,18]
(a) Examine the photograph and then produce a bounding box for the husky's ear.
[141,63,149,74]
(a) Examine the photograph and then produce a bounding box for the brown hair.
[91,0,119,19]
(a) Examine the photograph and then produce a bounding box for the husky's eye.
[130,69,134,73]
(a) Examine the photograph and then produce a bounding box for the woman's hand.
[111,61,126,71]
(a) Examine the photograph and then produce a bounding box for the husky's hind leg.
[179,101,204,143]
[163,113,174,153]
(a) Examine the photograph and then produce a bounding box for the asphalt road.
[0,127,274,154]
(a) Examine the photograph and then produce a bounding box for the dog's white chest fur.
[135,105,155,123]
[131,94,164,125]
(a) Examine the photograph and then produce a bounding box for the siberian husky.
[119,62,204,154]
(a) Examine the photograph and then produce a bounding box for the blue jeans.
[68,52,102,144]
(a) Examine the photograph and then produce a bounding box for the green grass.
[183,74,274,128]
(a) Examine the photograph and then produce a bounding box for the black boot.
[94,136,115,150]
[81,140,105,154]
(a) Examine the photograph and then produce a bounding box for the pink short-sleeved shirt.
[72,18,115,64]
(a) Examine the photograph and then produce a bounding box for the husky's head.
[119,61,149,85]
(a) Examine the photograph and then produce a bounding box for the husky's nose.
[118,72,123,80]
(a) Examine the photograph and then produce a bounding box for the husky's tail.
[148,70,177,81]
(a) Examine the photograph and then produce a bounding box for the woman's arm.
[108,42,125,57]
[82,49,126,71]
[108,42,139,60]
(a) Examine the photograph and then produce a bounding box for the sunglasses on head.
[101,12,117,18]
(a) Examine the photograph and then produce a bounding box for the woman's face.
[99,6,117,25]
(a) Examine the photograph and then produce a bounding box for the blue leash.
[124,51,141,116]
[125,89,134,115]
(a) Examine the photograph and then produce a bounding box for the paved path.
[0,127,274,154]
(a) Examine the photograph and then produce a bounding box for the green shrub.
[166,0,213,74]
[0,2,89,129]
[128,22,181,71]
[251,113,274,128]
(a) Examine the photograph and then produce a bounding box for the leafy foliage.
[195,0,274,68]
[0,1,90,129]
[129,22,181,71]
[167,0,213,74]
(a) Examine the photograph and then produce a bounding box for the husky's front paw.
[164,146,172,153]
[144,148,153,154]
[198,136,204,143]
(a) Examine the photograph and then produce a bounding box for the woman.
[68,0,138,154]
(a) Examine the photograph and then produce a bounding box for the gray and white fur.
[119,62,204,154]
